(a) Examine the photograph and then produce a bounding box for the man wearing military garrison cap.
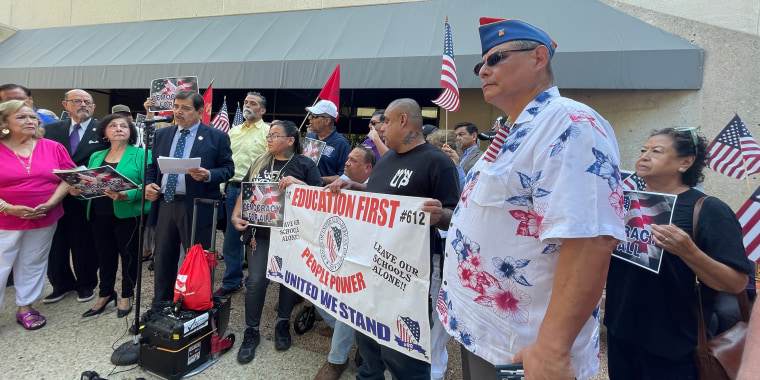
[436,18,625,379]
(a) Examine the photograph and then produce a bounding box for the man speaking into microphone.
[144,90,234,307]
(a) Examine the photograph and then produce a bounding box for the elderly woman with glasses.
[604,127,753,379]
[70,113,151,319]
[229,120,322,364]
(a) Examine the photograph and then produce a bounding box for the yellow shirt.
[229,119,269,182]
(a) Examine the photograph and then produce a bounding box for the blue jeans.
[355,332,430,380]
[222,184,244,289]
[244,237,298,328]
[317,308,355,364]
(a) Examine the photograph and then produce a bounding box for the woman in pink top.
[0,100,75,330]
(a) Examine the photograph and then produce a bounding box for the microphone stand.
[111,121,157,366]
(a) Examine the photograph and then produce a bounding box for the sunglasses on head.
[673,127,698,153]
[473,47,537,75]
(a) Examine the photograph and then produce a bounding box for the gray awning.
[0,0,703,90]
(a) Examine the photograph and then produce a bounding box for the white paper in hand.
[158,157,201,174]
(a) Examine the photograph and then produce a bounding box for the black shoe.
[117,297,133,318]
[42,288,74,304]
[237,327,260,364]
[213,281,244,297]
[77,288,95,302]
[82,292,117,317]
[274,320,291,351]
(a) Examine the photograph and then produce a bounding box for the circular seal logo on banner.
[319,216,349,272]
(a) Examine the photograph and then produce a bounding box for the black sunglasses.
[473,47,537,75]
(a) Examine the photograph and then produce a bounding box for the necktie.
[164,129,190,203]
[69,124,81,153]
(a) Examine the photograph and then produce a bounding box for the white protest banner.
[268,184,432,362]
[241,182,285,228]
[613,190,677,273]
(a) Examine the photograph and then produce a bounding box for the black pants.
[91,213,139,298]
[47,195,98,293]
[152,196,212,305]
[607,331,697,380]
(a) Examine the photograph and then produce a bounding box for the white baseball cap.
[306,100,338,118]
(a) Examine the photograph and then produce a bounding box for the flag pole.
[444,109,449,145]
[735,112,753,197]
[742,155,752,197]
[299,96,320,132]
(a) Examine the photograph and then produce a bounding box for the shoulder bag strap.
[694,197,710,348]
[694,197,751,348]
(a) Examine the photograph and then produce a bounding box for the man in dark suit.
[145,91,234,306]
[42,89,108,303]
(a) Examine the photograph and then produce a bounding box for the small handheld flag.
[432,17,460,112]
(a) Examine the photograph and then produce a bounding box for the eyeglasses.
[66,99,94,106]
[473,47,537,75]
[673,127,698,153]
[369,120,384,126]
[308,114,329,119]
[266,134,288,141]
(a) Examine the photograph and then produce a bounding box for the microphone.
[143,115,174,124]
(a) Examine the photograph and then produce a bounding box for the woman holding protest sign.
[230,120,321,364]
[0,100,74,330]
[604,127,752,379]
[71,113,151,318]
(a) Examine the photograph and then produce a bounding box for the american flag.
[708,114,760,179]
[268,255,283,278]
[232,103,244,127]
[737,185,760,262]
[211,99,230,132]
[262,186,278,222]
[483,116,511,163]
[326,226,343,263]
[396,316,421,350]
[162,78,192,95]
[621,170,646,191]
[431,18,459,112]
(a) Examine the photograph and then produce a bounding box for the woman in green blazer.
[72,113,152,318]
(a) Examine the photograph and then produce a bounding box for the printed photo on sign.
[54,165,139,199]
[302,137,326,166]
[134,113,146,148]
[241,182,286,228]
[269,185,433,362]
[149,76,199,112]
[613,190,677,273]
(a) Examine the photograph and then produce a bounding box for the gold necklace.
[12,140,36,175]
[270,154,294,182]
